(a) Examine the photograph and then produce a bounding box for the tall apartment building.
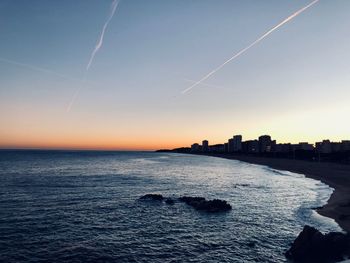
[202,140,209,152]
[258,135,272,153]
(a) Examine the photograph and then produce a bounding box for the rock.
[234,183,250,187]
[179,196,206,204]
[178,196,232,212]
[138,194,232,212]
[165,198,175,205]
[285,225,350,263]
[139,194,164,201]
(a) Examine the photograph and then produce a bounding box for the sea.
[0,150,342,263]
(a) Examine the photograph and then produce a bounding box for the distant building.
[314,140,350,153]
[209,144,224,153]
[233,135,242,152]
[202,140,209,152]
[259,135,272,153]
[228,135,242,152]
[191,143,200,152]
[228,138,234,153]
[275,143,292,153]
[185,135,349,163]
[224,143,229,153]
[242,140,259,153]
[341,140,350,151]
[271,140,277,152]
[298,142,314,151]
[331,142,342,153]
[316,140,332,153]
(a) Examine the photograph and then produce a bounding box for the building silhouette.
[228,135,242,153]
[316,140,332,154]
[202,140,209,152]
[242,140,259,153]
[182,133,350,164]
[191,143,200,152]
[258,135,272,153]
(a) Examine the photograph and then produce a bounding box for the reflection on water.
[0,151,341,262]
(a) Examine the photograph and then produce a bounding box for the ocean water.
[0,150,341,263]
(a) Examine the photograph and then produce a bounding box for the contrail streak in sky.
[0,57,98,86]
[0,57,71,80]
[0,56,99,113]
[67,0,120,112]
[66,84,84,113]
[182,0,320,94]
[183,78,227,90]
[86,0,120,71]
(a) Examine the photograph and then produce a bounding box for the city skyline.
[1,0,350,150]
[189,135,350,152]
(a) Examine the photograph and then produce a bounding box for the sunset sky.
[1,0,350,150]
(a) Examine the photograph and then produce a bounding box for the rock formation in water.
[139,194,164,201]
[165,198,175,205]
[139,194,232,212]
[178,196,232,212]
[285,225,350,263]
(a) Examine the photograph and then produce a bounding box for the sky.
[1,0,350,150]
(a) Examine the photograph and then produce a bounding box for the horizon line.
[0,147,156,152]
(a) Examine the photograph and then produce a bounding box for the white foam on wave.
[263,166,304,178]
[307,181,344,233]
[274,168,343,233]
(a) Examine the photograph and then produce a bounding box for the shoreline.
[186,153,350,233]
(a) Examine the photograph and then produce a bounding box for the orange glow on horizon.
[0,140,190,151]
[1,101,349,151]
[0,135,193,151]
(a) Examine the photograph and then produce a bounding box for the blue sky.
[1,0,350,149]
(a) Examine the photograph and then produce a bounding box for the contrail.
[66,84,84,113]
[0,56,98,86]
[0,56,99,113]
[86,0,120,71]
[183,78,227,90]
[67,0,120,112]
[182,0,320,94]
[0,57,70,80]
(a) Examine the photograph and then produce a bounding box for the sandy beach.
[199,154,350,233]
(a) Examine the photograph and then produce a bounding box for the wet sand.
[202,154,350,232]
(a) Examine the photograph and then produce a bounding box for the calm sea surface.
[0,150,341,262]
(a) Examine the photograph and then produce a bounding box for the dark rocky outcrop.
[178,196,232,212]
[285,225,350,263]
[165,198,175,205]
[139,194,164,201]
[179,196,206,204]
[138,194,232,212]
[234,183,250,188]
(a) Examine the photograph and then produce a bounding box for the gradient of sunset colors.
[1,0,350,150]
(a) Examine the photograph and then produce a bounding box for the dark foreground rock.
[165,198,175,205]
[285,225,350,263]
[138,194,232,212]
[178,196,232,212]
[139,194,164,201]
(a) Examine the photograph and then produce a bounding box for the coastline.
[188,153,350,233]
